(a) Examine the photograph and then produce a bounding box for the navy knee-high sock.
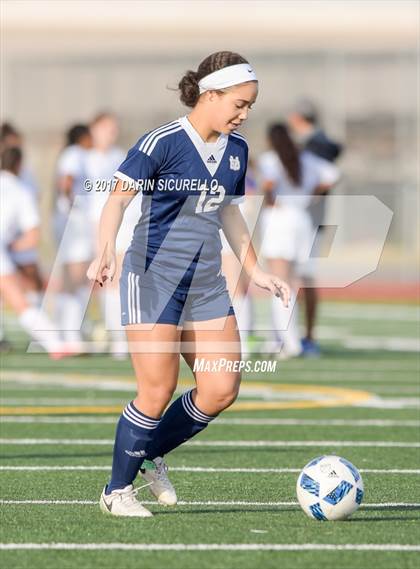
[147,389,215,460]
[106,401,160,494]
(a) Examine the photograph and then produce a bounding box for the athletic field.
[1,300,419,569]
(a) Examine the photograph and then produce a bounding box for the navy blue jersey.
[115,116,248,292]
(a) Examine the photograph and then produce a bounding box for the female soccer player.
[0,123,43,310]
[54,125,93,353]
[258,123,339,358]
[86,112,140,359]
[87,51,290,517]
[220,158,259,356]
[0,147,63,357]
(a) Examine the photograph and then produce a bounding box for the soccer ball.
[296,455,364,521]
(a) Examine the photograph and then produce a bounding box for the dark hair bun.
[178,70,200,108]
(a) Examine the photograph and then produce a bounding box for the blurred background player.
[0,122,39,196]
[0,122,43,310]
[221,158,259,356]
[258,122,339,358]
[0,147,63,357]
[53,124,93,353]
[86,112,141,359]
[287,99,343,356]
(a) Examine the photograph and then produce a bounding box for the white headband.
[198,63,258,94]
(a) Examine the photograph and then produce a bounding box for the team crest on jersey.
[229,155,240,171]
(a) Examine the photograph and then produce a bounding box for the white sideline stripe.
[2,376,415,385]
[1,500,419,509]
[322,306,419,321]
[359,397,420,410]
[192,441,420,448]
[0,399,127,405]
[2,371,418,387]
[0,466,419,474]
[1,438,418,448]
[1,417,419,427]
[0,438,112,445]
[342,337,420,352]
[216,418,420,427]
[0,417,118,423]
[2,395,419,406]
[0,543,419,552]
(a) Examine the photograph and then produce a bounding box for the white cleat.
[140,457,177,506]
[99,484,153,517]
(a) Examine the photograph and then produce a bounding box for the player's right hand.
[86,251,116,286]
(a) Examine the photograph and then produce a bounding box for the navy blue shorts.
[120,267,234,326]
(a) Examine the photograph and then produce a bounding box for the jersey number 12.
[195,184,226,213]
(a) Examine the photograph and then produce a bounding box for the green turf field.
[0,301,419,569]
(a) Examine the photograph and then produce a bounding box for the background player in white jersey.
[0,123,39,196]
[287,99,343,356]
[87,51,290,517]
[221,159,259,356]
[86,112,140,359]
[0,123,43,310]
[258,123,339,358]
[0,147,63,357]
[54,125,93,353]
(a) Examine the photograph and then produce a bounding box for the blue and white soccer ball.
[296,455,364,521]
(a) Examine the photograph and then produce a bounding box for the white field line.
[216,418,420,427]
[277,377,420,384]
[321,304,419,321]
[301,326,420,352]
[360,397,420,408]
[1,499,419,509]
[2,361,418,375]
[0,398,127,405]
[2,372,419,389]
[0,375,135,392]
[326,311,419,322]
[1,417,419,427]
[0,416,112,423]
[0,543,419,552]
[190,440,420,448]
[1,376,416,385]
[342,337,419,352]
[0,466,419,475]
[2,396,419,409]
[257,371,418,381]
[357,397,420,409]
[1,438,418,448]
[371,387,420,394]
[2,299,416,321]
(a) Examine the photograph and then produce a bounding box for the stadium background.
[2,0,418,294]
[1,2,419,568]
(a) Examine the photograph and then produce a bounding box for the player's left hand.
[252,269,290,307]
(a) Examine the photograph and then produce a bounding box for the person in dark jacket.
[287,99,343,357]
